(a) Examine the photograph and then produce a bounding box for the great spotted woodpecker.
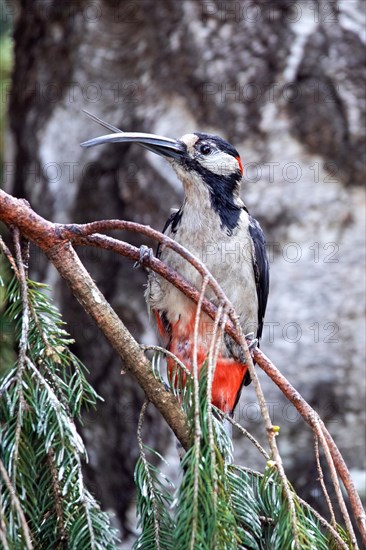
[81,113,269,415]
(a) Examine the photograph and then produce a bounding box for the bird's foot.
[224,332,258,364]
[245,332,258,354]
[133,245,153,269]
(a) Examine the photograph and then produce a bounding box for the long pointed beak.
[80,111,185,160]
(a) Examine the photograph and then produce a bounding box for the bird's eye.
[199,143,212,155]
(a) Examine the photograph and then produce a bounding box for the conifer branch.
[227,311,302,547]
[0,238,120,547]
[11,229,28,487]
[298,497,349,550]
[134,398,175,549]
[255,348,366,545]
[137,400,161,549]
[238,465,350,550]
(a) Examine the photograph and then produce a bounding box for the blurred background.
[1,0,365,545]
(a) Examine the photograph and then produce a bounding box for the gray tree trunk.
[5,0,365,539]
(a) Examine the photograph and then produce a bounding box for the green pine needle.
[0,276,120,549]
[133,446,175,549]
[135,351,353,550]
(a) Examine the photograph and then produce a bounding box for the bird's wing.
[233,213,269,390]
[248,215,269,340]
[156,208,183,259]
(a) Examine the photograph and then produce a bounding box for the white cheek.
[202,152,239,176]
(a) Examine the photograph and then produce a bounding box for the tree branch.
[47,239,191,450]
[0,190,191,450]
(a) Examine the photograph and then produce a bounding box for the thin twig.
[28,302,57,358]
[0,489,10,550]
[0,527,10,550]
[315,421,358,548]
[190,276,209,550]
[11,228,29,486]
[75,232,221,326]
[207,304,225,510]
[229,314,301,549]
[47,448,68,545]
[224,415,270,460]
[20,237,30,279]
[314,435,337,528]
[0,459,33,550]
[0,235,19,277]
[137,400,161,550]
[60,220,231,303]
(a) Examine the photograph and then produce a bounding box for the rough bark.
[4,0,365,539]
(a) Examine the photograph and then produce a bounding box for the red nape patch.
[236,156,243,174]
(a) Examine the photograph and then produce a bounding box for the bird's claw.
[245,332,258,354]
[133,245,153,269]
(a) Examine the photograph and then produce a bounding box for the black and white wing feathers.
[248,215,269,340]
[156,208,183,259]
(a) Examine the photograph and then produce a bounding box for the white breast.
[146,203,258,337]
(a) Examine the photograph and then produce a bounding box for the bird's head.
[168,132,243,199]
[80,112,244,229]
